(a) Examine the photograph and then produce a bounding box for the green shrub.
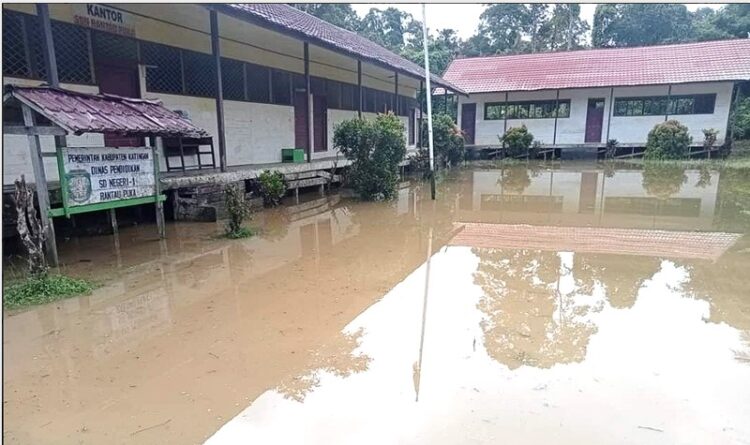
[334,113,406,201]
[4,274,94,308]
[420,114,465,168]
[500,125,534,157]
[703,128,719,149]
[224,183,251,238]
[258,170,287,206]
[644,120,693,159]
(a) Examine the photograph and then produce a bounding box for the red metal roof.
[5,85,209,138]
[440,39,750,94]
[211,4,466,95]
[449,223,741,261]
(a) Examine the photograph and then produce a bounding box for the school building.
[440,39,750,154]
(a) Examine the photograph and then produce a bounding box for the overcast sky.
[351,3,725,42]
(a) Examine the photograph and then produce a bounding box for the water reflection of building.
[460,168,720,230]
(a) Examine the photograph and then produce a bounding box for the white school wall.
[458,82,734,147]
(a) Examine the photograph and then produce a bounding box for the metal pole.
[22,104,58,266]
[210,10,227,172]
[304,42,312,162]
[422,4,436,200]
[357,60,363,118]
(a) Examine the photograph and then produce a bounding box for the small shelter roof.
[4,85,209,138]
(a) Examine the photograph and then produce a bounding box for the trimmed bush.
[258,170,287,207]
[334,113,406,201]
[644,120,692,159]
[500,125,534,157]
[733,97,750,140]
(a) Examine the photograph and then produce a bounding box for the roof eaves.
[206,4,468,96]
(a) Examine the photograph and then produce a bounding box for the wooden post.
[153,137,166,239]
[418,80,424,148]
[304,42,312,163]
[444,88,448,115]
[357,60,362,119]
[210,10,227,172]
[605,87,614,143]
[393,71,399,113]
[109,209,119,235]
[37,4,59,87]
[553,89,560,146]
[502,91,509,152]
[665,84,672,122]
[22,104,58,266]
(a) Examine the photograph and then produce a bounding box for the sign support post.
[22,104,59,267]
[153,137,166,239]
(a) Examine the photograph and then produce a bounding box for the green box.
[282,148,305,163]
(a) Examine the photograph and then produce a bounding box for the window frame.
[613,93,716,117]
[484,99,571,120]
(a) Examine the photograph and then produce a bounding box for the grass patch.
[4,274,95,309]
[224,226,254,239]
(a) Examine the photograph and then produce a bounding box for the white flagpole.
[422,3,436,200]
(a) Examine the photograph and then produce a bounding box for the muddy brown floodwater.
[3,163,750,444]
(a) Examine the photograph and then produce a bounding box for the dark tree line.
[293,3,749,74]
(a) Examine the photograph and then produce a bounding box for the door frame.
[584,97,606,144]
[461,103,476,145]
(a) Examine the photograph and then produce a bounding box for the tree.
[548,4,589,51]
[292,4,360,32]
[591,4,694,47]
[476,4,531,54]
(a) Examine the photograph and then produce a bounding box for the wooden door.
[585,98,605,143]
[97,62,142,147]
[294,91,309,151]
[461,103,476,145]
[313,95,328,152]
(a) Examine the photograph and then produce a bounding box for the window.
[183,50,216,97]
[614,94,716,116]
[142,42,183,94]
[326,80,341,109]
[271,69,291,105]
[341,83,355,110]
[485,99,571,120]
[3,10,31,77]
[246,63,270,103]
[364,88,376,112]
[52,21,92,84]
[92,31,137,63]
[221,58,245,101]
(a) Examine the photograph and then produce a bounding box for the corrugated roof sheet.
[6,85,209,138]
[439,39,750,94]
[212,3,466,95]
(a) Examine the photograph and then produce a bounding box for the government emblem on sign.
[66,169,92,203]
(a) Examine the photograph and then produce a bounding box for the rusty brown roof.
[210,4,467,96]
[449,223,741,262]
[4,85,209,138]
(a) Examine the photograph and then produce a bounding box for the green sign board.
[50,146,165,218]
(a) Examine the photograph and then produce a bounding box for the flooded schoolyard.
[3,163,750,444]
